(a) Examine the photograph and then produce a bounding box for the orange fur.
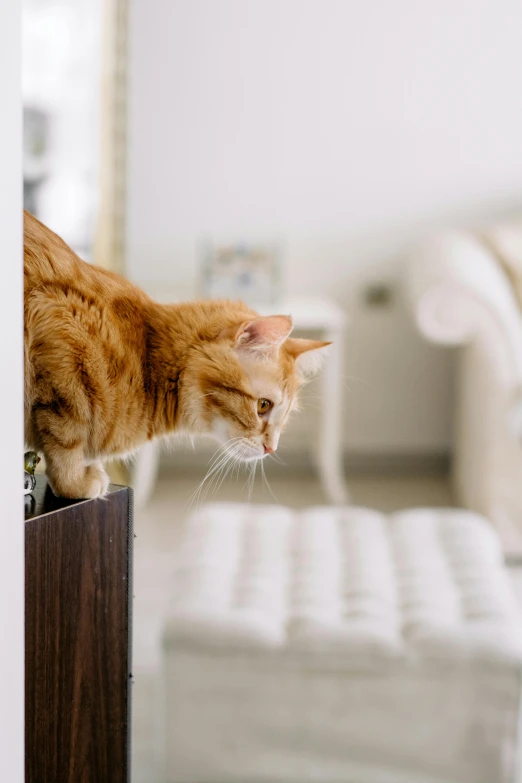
[24,210,330,498]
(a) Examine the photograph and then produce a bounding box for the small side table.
[25,476,133,783]
[132,293,348,506]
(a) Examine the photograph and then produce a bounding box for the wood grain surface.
[25,476,133,783]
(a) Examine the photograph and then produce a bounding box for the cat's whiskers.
[185,439,244,511]
[192,450,232,505]
[205,437,242,471]
[185,446,229,511]
[195,439,241,493]
[213,444,244,494]
[260,459,279,503]
[247,459,257,501]
[269,451,286,466]
[199,444,244,505]
[202,444,240,494]
[341,373,370,387]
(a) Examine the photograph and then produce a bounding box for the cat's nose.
[264,444,275,454]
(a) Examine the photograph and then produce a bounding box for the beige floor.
[131,469,456,783]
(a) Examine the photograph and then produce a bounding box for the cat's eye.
[257,398,273,416]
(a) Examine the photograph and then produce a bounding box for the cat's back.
[23,209,142,308]
[23,209,150,358]
[23,209,152,428]
[24,209,79,287]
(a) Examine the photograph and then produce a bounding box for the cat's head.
[185,314,330,461]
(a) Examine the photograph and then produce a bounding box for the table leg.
[317,329,349,505]
[132,440,160,507]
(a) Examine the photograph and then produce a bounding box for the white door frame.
[0,0,24,780]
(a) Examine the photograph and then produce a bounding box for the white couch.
[406,231,522,555]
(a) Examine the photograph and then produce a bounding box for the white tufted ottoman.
[162,504,522,783]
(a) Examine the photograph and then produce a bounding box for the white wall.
[0,0,24,778]
[127,0,522,453]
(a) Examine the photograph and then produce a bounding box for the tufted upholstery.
[163,504,522,783]
[165,504,522,664]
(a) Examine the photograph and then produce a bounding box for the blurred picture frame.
[200,240,283,309]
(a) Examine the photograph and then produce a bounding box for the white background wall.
[127,0,522,454]
[0,0,24,778]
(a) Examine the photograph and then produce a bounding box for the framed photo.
[200,240,283,308]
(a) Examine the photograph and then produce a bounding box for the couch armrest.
[405,231,522,437]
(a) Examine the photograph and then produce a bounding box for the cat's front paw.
[83,464,110,498]
[45,453,111,499]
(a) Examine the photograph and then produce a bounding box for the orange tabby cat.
[24,210,330,498]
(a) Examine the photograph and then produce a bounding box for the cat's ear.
[226,315,294,358]
[285,337,331,378]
